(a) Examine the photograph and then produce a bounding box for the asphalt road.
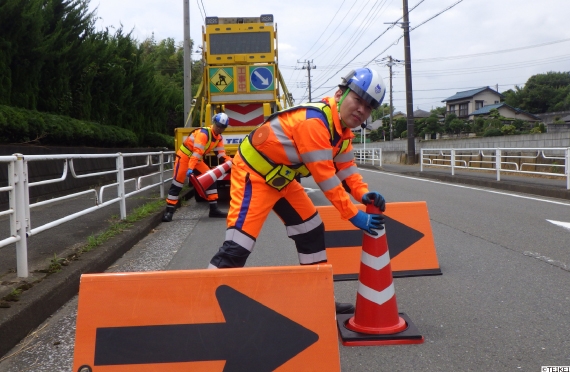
[1,168,569,371]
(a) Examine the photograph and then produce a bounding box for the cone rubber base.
[337,312,424,346]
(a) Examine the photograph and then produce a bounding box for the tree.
[503,71,570,113]
[424,114,442,136]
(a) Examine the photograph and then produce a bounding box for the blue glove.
[186,169,193,178]
[362,191,386,212]
[349,210,385,236]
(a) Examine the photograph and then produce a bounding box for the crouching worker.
[207,68,388,314]
[162,113,232,222]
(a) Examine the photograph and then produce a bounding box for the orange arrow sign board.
[319,201,441,281]
[73,265,340,372]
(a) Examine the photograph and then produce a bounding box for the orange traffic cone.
[337,204,424,346]
[189,160,232,200]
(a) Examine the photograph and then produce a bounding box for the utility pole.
[387,56,395,141]
[183,0,192,127]
[300,60,316,102]
[402,0,416,164]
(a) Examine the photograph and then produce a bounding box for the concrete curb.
[0,189,194,358]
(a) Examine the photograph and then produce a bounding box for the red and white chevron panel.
[225,104,265,126]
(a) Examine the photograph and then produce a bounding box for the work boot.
[209,204,228,218]
[162,206,175,222]
[335,302,355,314]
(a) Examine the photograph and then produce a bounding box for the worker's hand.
[349,210,385,236]
[362,191,386,212]
[186,169,193,178]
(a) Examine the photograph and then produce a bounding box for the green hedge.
[0,105,174,149]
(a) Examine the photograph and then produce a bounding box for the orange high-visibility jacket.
[242,96,368,220]
[180,126,231,170]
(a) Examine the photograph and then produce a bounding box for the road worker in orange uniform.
[208,68,388,314]
[162,113,232,222]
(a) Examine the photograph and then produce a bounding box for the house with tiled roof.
[469,103,540,122]
[442,87,504,119]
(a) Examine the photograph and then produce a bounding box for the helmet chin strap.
[338,89,351,128]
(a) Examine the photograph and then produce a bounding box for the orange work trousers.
[165,152,218,208]
[209,152,326,268]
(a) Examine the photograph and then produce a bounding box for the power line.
[413,38,570,63]
[311,0,426,94]
[195,0,205,21]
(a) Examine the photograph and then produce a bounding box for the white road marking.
[546,219,570,231]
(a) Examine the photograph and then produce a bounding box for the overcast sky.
[88,0,570,113]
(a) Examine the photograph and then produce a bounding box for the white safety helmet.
[339,67,386,109]
[212,112,229,127]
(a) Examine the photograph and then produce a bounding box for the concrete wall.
[547,124,570,133]
[354,132,570,163]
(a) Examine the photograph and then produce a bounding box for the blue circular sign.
[250,67,274,91]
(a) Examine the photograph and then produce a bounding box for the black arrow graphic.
[94,285,319,371]
[324,216,425,258]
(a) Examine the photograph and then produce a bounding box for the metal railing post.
[378,148,382,167]
[116,153,126,219]
[451,149,455,176]
[420,149,424,172]
[14,154,29,278]
[159,152,165,199]
[566,147,570,190]
[496,148,501,181]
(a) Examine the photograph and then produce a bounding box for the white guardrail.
[420,147,570,189]
[0,151,175,278]
[354,148,382,166]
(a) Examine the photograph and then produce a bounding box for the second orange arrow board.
[73,265,340,372]
[319,201,441,281]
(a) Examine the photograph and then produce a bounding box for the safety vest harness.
[239,102,350,191]
[178,127,218,157]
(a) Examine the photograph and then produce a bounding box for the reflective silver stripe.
[301,149,333,163]
[225,229,256,252]
[191,153,202,161]
[216,152,226,158]
[286,213,323,236]
[167,195,178,201]
[334,151,354,163]
[172,179,184,188]
[206,189,217,195]
[357,281,395,306]
[213,146,224,152]
[317,175,341,192]
[361,249,390,270]
[336,166,358,181]
[270,117,301,164]
[298,250,327,264]
[207,263,219,269]
[194,143,205,151]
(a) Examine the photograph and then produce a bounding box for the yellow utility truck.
[175,14,294,163]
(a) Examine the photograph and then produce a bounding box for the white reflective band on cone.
[361,250,390,271]
[357,281,395,306]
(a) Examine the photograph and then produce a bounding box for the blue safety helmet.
[212,112,229,127]
[339,68,386,109]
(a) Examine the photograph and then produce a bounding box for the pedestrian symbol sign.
[249,66,274,91]
[209,67,234,93]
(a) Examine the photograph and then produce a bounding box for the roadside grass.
[80,197,165,253]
